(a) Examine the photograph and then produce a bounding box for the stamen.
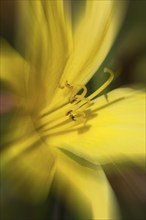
[65,81,74,89]
[70,85,87,103]
[67,110,86,123]
[37,68,115,136]
[59,80,73,89]
[59,80,88,104]
[61,68,115,122]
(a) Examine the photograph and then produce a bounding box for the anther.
[65,81,74,89]
[66,110,73,116]
[70,114,76,121]
[67,110,86,122]
[61,68,115,124]
[66,110,76,121]
[70,85,87,104]
[59,81,73,89]
[70,96,78,103]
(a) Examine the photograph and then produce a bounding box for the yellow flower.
[0,1,145,219]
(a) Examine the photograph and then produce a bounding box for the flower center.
[61,68,114,122]
[36,68,114,136]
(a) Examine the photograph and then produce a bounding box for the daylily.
[0,1,145,219]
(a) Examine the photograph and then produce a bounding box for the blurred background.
[0,0,145,219]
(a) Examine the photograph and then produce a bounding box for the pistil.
[37,68,114,135]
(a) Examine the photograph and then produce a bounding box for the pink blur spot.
[0,93,17,113]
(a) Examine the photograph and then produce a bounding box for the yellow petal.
[60,1,126,84]
[49,88,145,165]
[1,113,55,203]
[0,39,29,97]
[16,0,72,109]
[50,0,127,111]
[54,149,120,219]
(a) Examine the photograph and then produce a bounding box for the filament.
[63,68,115,122]
[87,68,114,100]
[37,68,115,135]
